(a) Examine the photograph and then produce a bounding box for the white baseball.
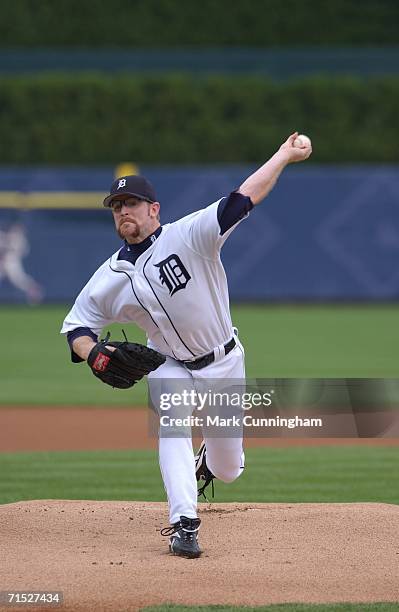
[293,134,311,148]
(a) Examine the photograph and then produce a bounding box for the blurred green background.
[0,1,399,163]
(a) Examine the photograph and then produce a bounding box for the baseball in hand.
[293,134,311,148]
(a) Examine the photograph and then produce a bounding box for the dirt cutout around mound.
[0,500,398,611]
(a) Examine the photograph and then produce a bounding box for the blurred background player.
[0,223,43,304]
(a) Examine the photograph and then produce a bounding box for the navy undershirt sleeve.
[67,327,98,363]
[217,191,254,235]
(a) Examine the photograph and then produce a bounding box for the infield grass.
[0,446,398,506]
[0,304,398,405]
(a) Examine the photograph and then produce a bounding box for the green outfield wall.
[0,75,397,163]
[0,0,398,46]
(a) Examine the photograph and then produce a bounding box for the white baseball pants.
[148,339,245,525]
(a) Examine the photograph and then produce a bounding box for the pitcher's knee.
[211,463,243,483]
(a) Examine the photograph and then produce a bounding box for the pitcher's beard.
[118,220,140,241]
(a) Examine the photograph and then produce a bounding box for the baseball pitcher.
[61,132,312,558]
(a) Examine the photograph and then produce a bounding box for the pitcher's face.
[111,197,160,243]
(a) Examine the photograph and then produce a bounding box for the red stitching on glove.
[92,352,110,372]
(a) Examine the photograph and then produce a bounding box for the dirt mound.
[0,500,398,611]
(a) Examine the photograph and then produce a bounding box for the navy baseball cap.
[103,175,157,207]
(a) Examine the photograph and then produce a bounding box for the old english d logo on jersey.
[154,254,191,296]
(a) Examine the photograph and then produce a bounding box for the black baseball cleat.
[161,516,202,559]
[195,441,216,499]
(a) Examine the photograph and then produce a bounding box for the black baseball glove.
[87,332,166,389]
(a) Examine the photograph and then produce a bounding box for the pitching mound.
[0,501,398,611]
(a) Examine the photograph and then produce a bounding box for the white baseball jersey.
[61,191,252,526]
[61,195,252,360]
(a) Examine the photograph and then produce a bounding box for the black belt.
[181,337,236,371]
